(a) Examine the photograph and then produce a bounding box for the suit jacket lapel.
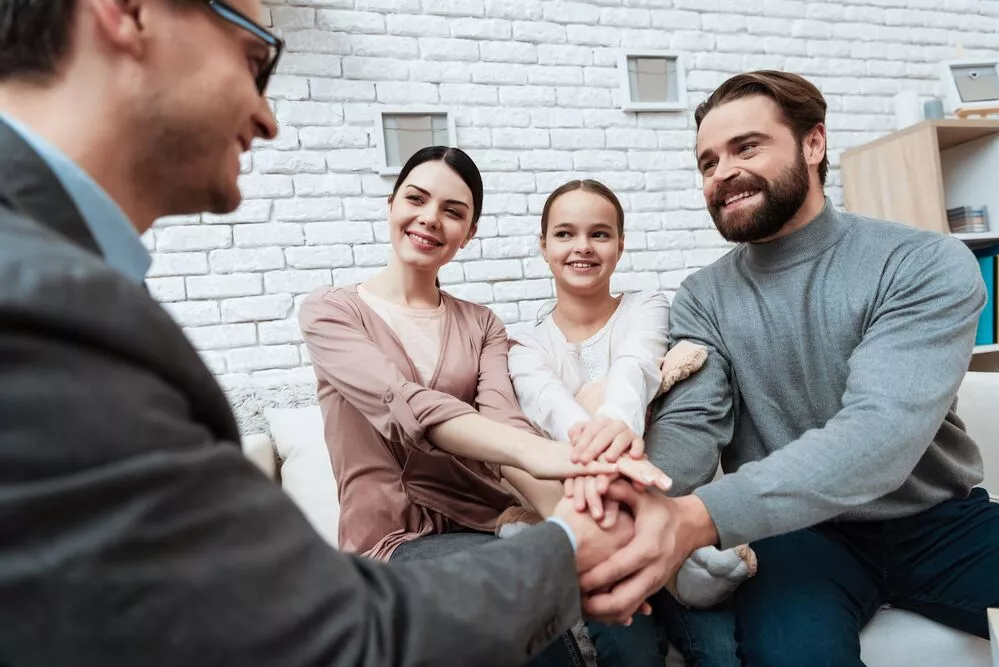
[0,117,103,258]
[0,118,241,445]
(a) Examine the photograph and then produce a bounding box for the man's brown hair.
[0,0,197,83]
[694,70,829,185]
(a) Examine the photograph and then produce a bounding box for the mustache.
[712,175,767,206]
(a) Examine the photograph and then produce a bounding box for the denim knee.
[654,591,738,667]
[586,613,665,667]
[738,629,862,667]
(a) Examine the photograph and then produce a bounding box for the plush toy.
[668,544,758,609]
[497,340,757,610]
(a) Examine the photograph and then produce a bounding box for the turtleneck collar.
[741,197,849,272]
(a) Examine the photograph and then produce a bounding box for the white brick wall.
[143,0,999,426]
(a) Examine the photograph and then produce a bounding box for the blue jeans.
[586,611,668,666]
[734,487,999,666]
[391,530,587,667]
[655,589,738,667]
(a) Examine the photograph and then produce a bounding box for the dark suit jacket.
[0,118,581,666]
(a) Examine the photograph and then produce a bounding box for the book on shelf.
[949,205,990,234]
[977,249,998,346]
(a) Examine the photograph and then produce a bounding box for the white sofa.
[240,372,999,667]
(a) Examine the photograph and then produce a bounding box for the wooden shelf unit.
[841,119,999,237]
[840,119,999,358]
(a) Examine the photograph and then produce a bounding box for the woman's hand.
[514,441,617,480]
[569,416,645,464]
[617,456,672,493]
[514,441,671,493]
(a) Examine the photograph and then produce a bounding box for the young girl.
[509,180,755,665]
[298,149,667,666]
[507,179,671,666]
[508,179,669,492]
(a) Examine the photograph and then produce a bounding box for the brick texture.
[144,0,999,417]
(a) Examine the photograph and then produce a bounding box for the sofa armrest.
[989,609,999,667]
[957,372,999,499]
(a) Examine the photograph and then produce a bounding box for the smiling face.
[541,189,624,296]
[695,95,814,243]
[387,160,476,274]
[130,0,279,216]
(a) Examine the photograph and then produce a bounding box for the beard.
[707,151,810,243]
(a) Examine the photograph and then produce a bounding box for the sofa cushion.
[241,432,277,480]
[860,607,990,666]
[264,406,339,547]
[662,607,990,667]
[957,371,999,497]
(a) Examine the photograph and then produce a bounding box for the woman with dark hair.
[299,148,668,665]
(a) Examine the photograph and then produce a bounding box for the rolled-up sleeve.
[299,287,476,452]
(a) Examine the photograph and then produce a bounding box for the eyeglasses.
[204,0,284,95]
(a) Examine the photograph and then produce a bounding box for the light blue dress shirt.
[1,113,151,283]
[546,516,578,552]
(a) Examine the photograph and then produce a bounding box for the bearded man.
[578,71,999,667]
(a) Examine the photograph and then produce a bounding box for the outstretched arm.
[693,238,986,548]
[474,309,669,499]
[299,288,620,482]
[644,284,736,496]
[597,291,671,436]
[508,330,591,442]
[1,286,582,667]
[571,291,672,464]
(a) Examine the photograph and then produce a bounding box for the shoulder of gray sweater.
[836,207,978,267]
[676,206,977,298]
[837,207,926,238]
[675,244,742,295]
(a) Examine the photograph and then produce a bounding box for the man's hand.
[553,494,633,573]
[578,484,719,625]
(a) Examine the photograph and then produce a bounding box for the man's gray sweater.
[647,199,987,549]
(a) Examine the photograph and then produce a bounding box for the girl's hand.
[565,475,616,524]
[574,380,605,415]
[569,417,645,464]
[563,463,672,522]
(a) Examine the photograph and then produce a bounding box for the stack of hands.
[514,415,730,626]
